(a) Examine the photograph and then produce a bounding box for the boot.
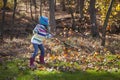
[39,56,45,64]
[30,57,35,68]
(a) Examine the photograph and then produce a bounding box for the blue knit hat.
[39,16,49,26]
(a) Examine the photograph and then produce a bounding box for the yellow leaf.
[28,44,33,49]
[93,52,99,57]
[104,48,107,52]
[50,55,56,60]
[63,53,68,57]
[116,4,120,11]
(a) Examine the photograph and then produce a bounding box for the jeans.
[32,43,45,58]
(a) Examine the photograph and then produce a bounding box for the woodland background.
[0,0,120,80]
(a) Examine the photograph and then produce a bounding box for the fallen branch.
[0,52,14,57]
[63,41,94,53]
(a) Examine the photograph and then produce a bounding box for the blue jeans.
[32,43,45,58]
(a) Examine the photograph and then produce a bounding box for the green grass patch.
[0,56,120,80]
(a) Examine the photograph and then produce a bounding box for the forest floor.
[0,4,120,80]
[0,29,120,80]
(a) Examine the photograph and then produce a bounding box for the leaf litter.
[0,29,120,73]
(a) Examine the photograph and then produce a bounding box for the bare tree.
[32,0,37,20]
[61,0,66,11]
[101,0,114,46]
[89,0,99,37]
[30,0,34,20]
[12,0,17,24]
[49,0,56,32]
[39,0,42,16]
[0,0,7,41]
[67,0,76,30]
[54,0,57,11]
[79,0,85,20]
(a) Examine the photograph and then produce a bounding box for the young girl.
[30,16,51,68]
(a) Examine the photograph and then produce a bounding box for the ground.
[0,3,120,80]
[0,29,120,80]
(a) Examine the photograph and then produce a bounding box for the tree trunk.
[12,0,17,24]
[101,0,114,46]
[33,0,37,21]
[70,8,75,30]
[76,0,80,13]
[0,0,7,42]
[89,0,99,37]
[30,0,34,20]
[1,0,7,24]
[54,0,57,11]
[40,0,42,16]
[25,0,28,13]
[49,0,56,32]
[61,0,66,11]
[79,0,84,20]
[68,0,75,30]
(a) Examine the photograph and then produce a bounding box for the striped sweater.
[31,24,50,44]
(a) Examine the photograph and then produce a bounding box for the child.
[30,16,52,68]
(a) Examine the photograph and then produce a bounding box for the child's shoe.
[30,57,35,69]
[39,56,45,64]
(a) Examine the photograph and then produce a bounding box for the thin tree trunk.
[33,0,37,21]
[25,0,28,13]
[54,0,56,11]
[1,0,7,24]
[49,0,56,32]
[0,0,7,42]
[30,0,34,20]
[40,0,42,16]
[89,0,99,37]
[61,0,66,11]
[70,8,75,30]
[79,0,84,20]
[101,0,114,46]
[76,0,80,13]
[12,0,17,24]
[68,0,75,30]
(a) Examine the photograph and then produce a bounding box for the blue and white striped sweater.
[31,24,51,44]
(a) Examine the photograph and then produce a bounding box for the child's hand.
[48,34,52,38]
[47,34,52,38]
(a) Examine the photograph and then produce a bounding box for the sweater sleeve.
[33,24,39,34]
